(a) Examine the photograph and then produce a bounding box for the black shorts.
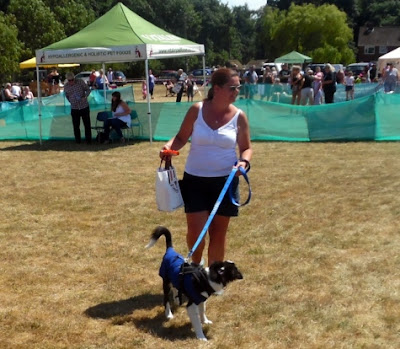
[180,172,239,217]
[345,85,354,92]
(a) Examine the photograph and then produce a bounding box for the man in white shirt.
[11,83,22,99]
[244,65,258,99]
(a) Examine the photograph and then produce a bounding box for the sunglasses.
[228,85,242,91]
[68,79,74,82]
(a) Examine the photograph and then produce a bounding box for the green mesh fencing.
[0,84,399,142]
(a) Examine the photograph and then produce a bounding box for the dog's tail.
[145,226,173,250]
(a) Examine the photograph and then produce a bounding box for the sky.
[224,0,267,11]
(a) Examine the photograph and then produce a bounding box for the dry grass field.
[1,140,400,349]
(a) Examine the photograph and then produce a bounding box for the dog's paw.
[165,304,174,320]
[201,317,213,325]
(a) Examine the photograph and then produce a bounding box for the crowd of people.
[1,82,34,102]
[240,61,399,105]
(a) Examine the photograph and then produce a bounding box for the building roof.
[358,26,400,46]
[245,59,267,69]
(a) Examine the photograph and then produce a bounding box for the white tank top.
[112,104,131,127]
[185,102,240,177]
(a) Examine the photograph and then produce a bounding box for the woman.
[322,63,336,103]
[290,66,302,105]
[160,68,253,266]
[21,86,34,101]
[103,91,131,143]
[313,66,324,105]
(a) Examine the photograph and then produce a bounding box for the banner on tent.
[36,45,147,64]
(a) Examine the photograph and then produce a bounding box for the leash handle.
[230,166,252,207]
[161,149,179,156]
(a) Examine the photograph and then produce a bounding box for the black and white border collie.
[146,226,243,341]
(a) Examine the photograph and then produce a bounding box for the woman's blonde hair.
[325,63,335,72]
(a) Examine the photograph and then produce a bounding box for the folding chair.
[121,110,142,141]
[91,111,111,139]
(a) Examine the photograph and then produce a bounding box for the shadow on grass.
[84,293,198,341]
[0,139,143,152]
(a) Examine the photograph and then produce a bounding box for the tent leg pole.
[202,55,206,90]
[36,65,42,145]
[102,63,106,109]
[145,59,152,144]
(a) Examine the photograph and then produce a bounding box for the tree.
[261,4,355,64]
[0,12,22,80]
[8,0,65,57]
[231,5,258,63]
[357,0,400,26]
[42,0,96,37]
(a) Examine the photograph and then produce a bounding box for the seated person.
[21,86,34,101]
[103,91,131,143]
[164,79,175,96]
[4,83,18,101]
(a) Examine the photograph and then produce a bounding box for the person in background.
[383,62,398,93]
[142,79,147,99]
[160,68,252,266]
[278,63,290,83]
[322,63,336,103]
[103,91,131,143]
[344,70,355,101]
[64,72,92,144]
[243,65,258,99]
[50,69,60,95]
[362,66,371,83]
[313,66,324,105]
[290,65,302,105]
[4,83,18,101]
[186,74,194,102]
[370,64,377,82]
[175,68,186,102]
[164,79,175,97]
[300,69,314,105]
[95,69,109,90]
[11,83,22,100]
[89,69,97,88]
[270,77,285,102]
[107,67,114,84]
[148,69,155,99]
[21,86,34,101]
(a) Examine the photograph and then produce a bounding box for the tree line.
[0,0,399,81]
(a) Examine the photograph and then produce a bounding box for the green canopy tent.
[274,51,312,64]
[35,2,205,143]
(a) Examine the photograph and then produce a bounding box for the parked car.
[262,62,282,73]
[346,62,370,76]
[189,68,212,84]
[156,70,178,84]
[112,71,127,86]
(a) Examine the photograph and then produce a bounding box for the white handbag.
[156,158,184,212]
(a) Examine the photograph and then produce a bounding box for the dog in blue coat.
[146,226,243,341]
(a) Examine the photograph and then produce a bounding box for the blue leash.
[187,164,251,260]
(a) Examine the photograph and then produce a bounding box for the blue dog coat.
[159,247,212,305]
